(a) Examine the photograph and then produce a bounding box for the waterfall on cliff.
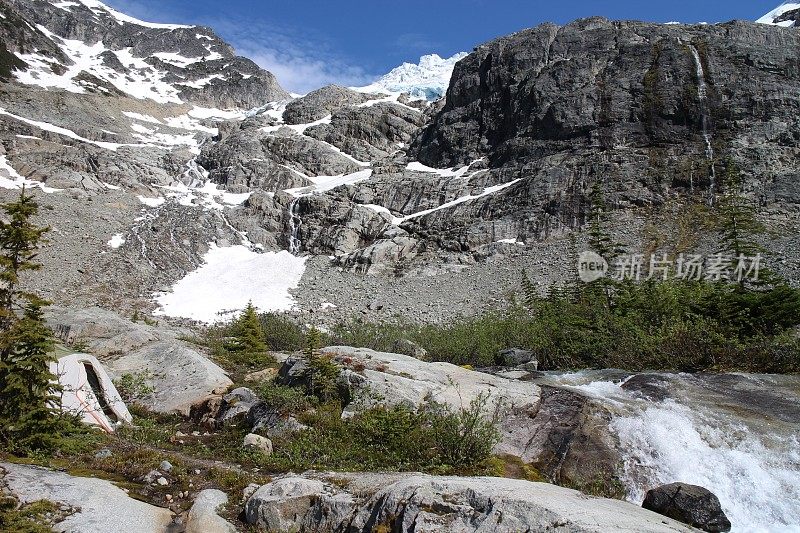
[287,197,303,255]
[689,45,717,206]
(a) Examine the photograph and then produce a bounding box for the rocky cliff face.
[408,18,800,242]
[758,3,800,28]
[0,1,798,323]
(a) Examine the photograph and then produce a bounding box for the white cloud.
[235,43,375,95]
[212,20,378,94]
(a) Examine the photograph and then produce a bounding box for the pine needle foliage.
[222,302,274,368]
[0,188,78,454]
[302,326,340,402]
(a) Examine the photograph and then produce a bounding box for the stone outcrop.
[283,85,380,125]
[305,102,425,161]
[323,346,543,417]
[197,119,313,194]
[278,347,622,490]
[244,472,695,532]
[185,489,237,533]
[46,306,232,414]
[1,463,175,533]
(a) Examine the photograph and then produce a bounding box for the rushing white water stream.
[540,371,800,533]
[689,45,716,205]
[287,197,302,255]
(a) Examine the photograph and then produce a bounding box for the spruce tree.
[226,301,268,354]
[586,182,622,305]
[224,301,272,367]
[0,301,67,452]
[520,269,538,310]
[302,326,338,402]
[0,188,75,453]
[0,188,48,330]
[304,325,322,360]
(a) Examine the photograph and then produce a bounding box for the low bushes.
[331,280,800,373]
[262,392,500,475]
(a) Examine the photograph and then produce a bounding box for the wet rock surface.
[643,482,732,532]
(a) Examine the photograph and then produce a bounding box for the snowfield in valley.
[154,244,307,323]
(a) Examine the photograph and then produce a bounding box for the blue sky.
[105,0,783,93]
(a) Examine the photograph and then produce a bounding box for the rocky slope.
[1,1,799,324]
[243,473,695,532]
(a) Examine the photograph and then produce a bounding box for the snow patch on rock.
[757,3,800,27]
[107,233,125,248]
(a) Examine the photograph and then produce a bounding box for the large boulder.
[324,346,541,417]
[495,348,537,367]
[185,489,237,533]
[246,403,308,438]
[275,356,310,388]
[1,463,175,533]
[643,483,732,532]
[46,306,232,415]
[218,387,261,424]
[244,472,696,532]
[244,477,354,532]
[243,433,273,455]
[391,338,428,359]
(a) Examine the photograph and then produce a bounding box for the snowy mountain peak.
[3,0,288,107]
[757,2,800,27]
[62,0,193,30]
[359,52,469,101]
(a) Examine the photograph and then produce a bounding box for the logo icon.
[578,251,608,283]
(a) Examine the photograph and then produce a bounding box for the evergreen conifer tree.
[302,326,338,402]
[229,301,268,354]
[223,301,273,367]
[520,269,538,310]
[586,182,623,305]
[0,188,75,453]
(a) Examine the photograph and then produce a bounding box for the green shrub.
[255,382,313,413]
[263,396,499,475]
[329,279,800,374]
[259,313,307,351]
[0,498,59,533]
